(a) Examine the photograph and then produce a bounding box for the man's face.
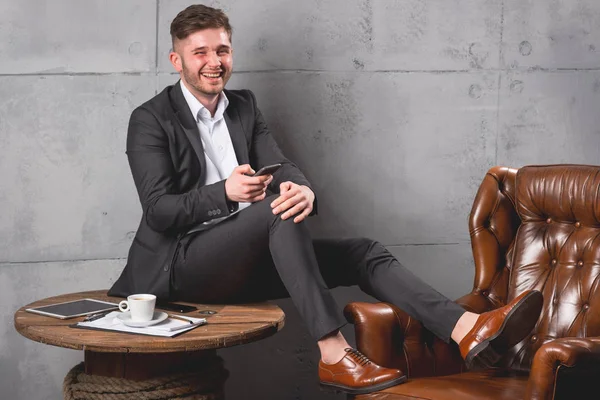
[170,28,233,99]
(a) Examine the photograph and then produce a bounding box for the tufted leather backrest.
[470,164,600,371]
[469,166,520,310]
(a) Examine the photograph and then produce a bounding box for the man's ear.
[169,51,182,73]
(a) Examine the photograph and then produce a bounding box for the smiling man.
[109,4,544,395]
[170,22,232,115]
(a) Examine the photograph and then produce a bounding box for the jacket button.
[583,304,589,310]
[546,218,552,224]
[578,260,584,267]
[163,264,170,272]
[530,335,537,342]
[575,222,581,228]
[551,259,557,266]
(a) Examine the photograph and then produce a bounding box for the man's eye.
[218,50,230,55]
[195,52,206,56]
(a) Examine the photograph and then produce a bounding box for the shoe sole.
[319,375,407,395]
[465,290,544,369]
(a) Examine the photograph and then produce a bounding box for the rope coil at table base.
[63,361,229,400]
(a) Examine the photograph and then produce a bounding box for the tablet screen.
[26,299,119,319]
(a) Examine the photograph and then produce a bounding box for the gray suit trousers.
[171,195,465,342]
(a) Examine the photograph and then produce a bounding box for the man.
[109,4,544,395]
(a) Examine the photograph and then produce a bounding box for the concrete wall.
[2,0,599,399]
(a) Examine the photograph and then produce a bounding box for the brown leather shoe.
[460,290,544,369]
[319,348,407,394]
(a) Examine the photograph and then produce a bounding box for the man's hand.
[271,182,314,223]
[225,164,272,203]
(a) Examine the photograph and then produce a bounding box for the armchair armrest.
[343,302,405,370]
[455,291,500,313]
[344,302,464,378]
[526,337,600,400]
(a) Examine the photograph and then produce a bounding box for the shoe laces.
[345,348,372,366]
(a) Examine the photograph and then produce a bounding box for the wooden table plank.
[14,290,285,353]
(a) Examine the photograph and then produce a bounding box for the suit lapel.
[224,90,250,165]
[169,83,250,178]
[170,81,207,179]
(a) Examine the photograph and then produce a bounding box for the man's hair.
[170,4,232,50]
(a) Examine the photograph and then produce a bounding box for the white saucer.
[116,311,168,327]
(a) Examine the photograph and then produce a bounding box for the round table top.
[14,290,285,354]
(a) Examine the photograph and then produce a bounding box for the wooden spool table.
[14,290,285,399]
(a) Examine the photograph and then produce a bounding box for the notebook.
[73,311,206,337]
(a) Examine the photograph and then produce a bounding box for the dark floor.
[219,287,373,400]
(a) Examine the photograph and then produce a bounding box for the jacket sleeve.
[126,107,234,235]
[246,90,318,215]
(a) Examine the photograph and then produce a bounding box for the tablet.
[25,298,119,319]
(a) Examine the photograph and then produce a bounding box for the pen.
[169,314,193,324]
[84,310,113,322]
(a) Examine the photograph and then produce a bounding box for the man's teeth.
[202,72,221,78]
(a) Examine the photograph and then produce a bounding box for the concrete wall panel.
[502,0,600,69]
[371,0,502,71]
[221,71,497,244]
[0,76,155,262]
[0,0,156,74]
[158,0,502,73]
[497,71,600,166]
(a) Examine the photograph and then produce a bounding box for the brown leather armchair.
[345,165,600,400]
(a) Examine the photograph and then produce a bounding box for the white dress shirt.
[180,81,250,230]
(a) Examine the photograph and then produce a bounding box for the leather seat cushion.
[355,369,528,400]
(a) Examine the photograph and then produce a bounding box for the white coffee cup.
[118,294,156,322]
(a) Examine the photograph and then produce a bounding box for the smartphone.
[156,302,198,313]
[252,163,282,177]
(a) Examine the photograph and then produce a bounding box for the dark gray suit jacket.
[108,82,315,299]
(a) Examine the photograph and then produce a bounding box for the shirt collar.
[180,80,229,122]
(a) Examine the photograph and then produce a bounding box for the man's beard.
[181,61,230,96]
